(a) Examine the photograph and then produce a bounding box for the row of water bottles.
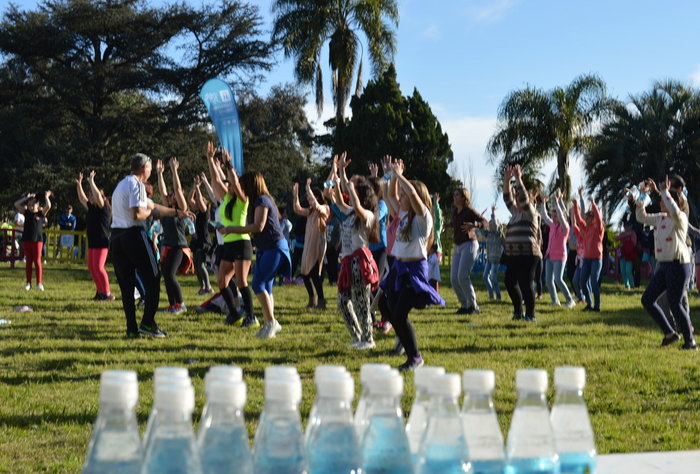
[82,363,596,473]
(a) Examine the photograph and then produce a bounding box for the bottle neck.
[554,388,586,405]
[367,394,402,417]
[155,407,194,425]
[263,399,299,416]
[204,402,245,424]
[516,390,548,408]
[316,396,353,418]
[429,394,461,414]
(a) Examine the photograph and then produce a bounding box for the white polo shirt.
[111,175,149,229]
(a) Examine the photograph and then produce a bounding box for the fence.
[0,228,88,266]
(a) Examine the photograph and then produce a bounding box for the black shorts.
[221,240,253,262]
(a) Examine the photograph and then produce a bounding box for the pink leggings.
[23,241,43,284]
[88,248,111,295]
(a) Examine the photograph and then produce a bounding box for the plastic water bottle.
[198,365,243,436]
[461,370,505,474]
[354,363,391,439]
[141,383,202,474]
[305,364,350,442]
[198,379,252,474]
[82,371,141,474]
[307,373,360,473]
[406,366,446,458]
[416,373,470,473]
[505,369,559,474]
[550,367,596,474]
[253,374,307,473]
[142,367,191,452]
[360,369,414,474]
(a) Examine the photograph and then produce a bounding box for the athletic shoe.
[381,322,393,335]
[256,320,282,339]
[661,333,680,347]
[126,331,141,339]
[523,315,537,322]
[316,299,327,310]
[37,283,45,291]
[267,320,282,338]
[512,313,523,321]
[398,356,424,372]
[241,314,260,328]
[465,306,481,315]
[582,305,593,312]
[456,307,469,315]
[103,293,116,301]
[256,322,271,338]
[682,341,698,350]
[225,311,245,326]
[197,288,214,295]
[138,324,167,338]
[137,298,146,308]
[565,300,576,309]
[170,303,187,315]
[355,340,376,350]
[550,300,561,307]
[390,337,405,356]
[24,283,31,291]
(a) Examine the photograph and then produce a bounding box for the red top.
[338,247,379,294]
[572,201,604,259]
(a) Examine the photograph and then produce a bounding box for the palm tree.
[585,81,700,221]
[271,0,399,128]
[488,74,611,196]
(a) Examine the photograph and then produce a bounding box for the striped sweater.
[503,184,542,258]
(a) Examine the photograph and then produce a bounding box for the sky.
[7,0,700,221]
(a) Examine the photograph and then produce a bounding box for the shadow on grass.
[0,412,95,428]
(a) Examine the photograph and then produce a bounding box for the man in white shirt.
[111,153,193,338]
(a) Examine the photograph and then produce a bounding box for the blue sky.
[8,0,700,219]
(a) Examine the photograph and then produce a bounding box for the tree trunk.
[557,149,570,197]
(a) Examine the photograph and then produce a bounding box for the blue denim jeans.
[450,240,479,310]
[546,258,573,304]
[483,260,501,299]
[580,258,602,309]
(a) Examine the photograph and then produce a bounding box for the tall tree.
[0,0,272,204]
[488,74,610,196]
[585,81,700,222]
[271,0,399,132]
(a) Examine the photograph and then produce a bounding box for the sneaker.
[225,311,245,326]
[398,356,424,372]
[582,305,593,312]
[137,298,146,308]
[126,331,141,339]
[661,333,680,347]
[159,305,174,312]
[24,283,31,291]
[565,300,576,309]
[255,322,270,338]
[456,307,469,315]
[138,324,167,338]
[550,300,561,307]
[523,315,537,322]
[381,321,393,335]
[170,303,187,315]
[241,314,260,328]
[316,298,327,310]
[682,342,698,351]
[512,313,523,321]
[267,319,282,338]
[103,293,116,301]
[390,337,405,355]
[257,320,282,339]
[355,340,376,350]
[37,283,44,291]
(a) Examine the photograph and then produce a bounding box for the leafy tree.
[0,0,272,206]
[585,81,700,222]
[488,74,610,196]
[271,0,399,131]
[336,65,456,193]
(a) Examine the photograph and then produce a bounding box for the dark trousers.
[641,262,694,343]
[566,249,577,283]
[162,247,184,306]
[533,256,543,296]
[325,246,340,284]
[379,270,422,359]
[303,261,325,301]
[111,227,161,333]
[504,255,538,318]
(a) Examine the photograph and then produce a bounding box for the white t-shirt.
[13,212,25,228]
[392,209,433,260]
[340,212,375,257]
[111,175,148,229]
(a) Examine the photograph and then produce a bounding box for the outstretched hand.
[661,175,670,192]
[169,157,179,171]
[206,141,216,160]
[337,151,351,169]
[369,163,379,178]
[382,155,392,175]
[645,178,658,193]
[293,182,299,196]
[391,158,405,177]
[155,159,164,174]
[75,172,83,185]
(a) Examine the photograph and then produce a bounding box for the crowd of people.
[7,147,699,371]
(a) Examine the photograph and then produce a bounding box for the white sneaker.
[37,283,45,291]
[24,283,31,291]
[566,300,576,308]
[267,320,282,338]
[549,300,561,306]
[355,340,376,350]
[349,339,361,348]
[255,322,270,338]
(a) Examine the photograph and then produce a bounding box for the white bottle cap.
[317,374,355,400]
[209,379,247,407]
[314,365,348,384]
[206,365,243,382]
[154,367,190,387]
[428,373,462,398]
[515,369,548,393]
[554,366,586,390]
[265,377,302,403]
[264,365,300,381]
[414,366,446,389]
[360,363,391,385]
[154,384,195,412]
[462,369,496,393]
[101,370,137,385]
[100,378,138,407]
[368,370,403,397]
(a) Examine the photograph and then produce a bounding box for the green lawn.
[1,263,699,472]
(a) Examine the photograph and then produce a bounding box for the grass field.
[1,262,699,472]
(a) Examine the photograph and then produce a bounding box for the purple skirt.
[380,258,445,309]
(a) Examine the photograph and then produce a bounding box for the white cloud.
[463,0,519,23]
[690,65,700,87]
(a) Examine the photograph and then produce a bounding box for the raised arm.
[41,191,52,216]
[169,157,187,211]
[14,194,31,213]
[223,149,246,202]
[334,153,353,215]
[392,159,428,217]
[199,172,218,204]
[155,159,168,204]
[206,141,227,201]
[292,182,310,217]
[511,165,530,211]
[571,198,586,230]
[540,195,553,227]
[554,193,569,232]
[75,172,89,209]
[87,170,104,208]
[193,176,208,213]
[659,176,685,230]
[382,155,400,215]
[305,178,329,219]
[578,187,587,214]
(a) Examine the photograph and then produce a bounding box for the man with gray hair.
[111,153,193,338]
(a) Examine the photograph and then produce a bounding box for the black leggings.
[194,247,211,290]
[642,262,693,343]
[533,256,543,296]
[379,268,422,359]
[163,248,184,306]
[504,255,538,318]
[302,261,325,301]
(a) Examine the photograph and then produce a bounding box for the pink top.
[540,202,569,261]
[572,200,604,259]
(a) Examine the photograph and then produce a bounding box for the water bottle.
[305,365,350,442]
[323,179,336,189]
[550,367,596,474]
[461,370,505,474]
[198,365,243,435]
[406,366,446,458]
[416,373,470,473]
[82,371,141,474]
[360,369,414,474]
[307,373,360,473]
[354,363,391,439]
[505,369,559,474]
[141,384,202,474]
[198,379,252,474]
[253,375,307,473]
[142,367,191,452]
